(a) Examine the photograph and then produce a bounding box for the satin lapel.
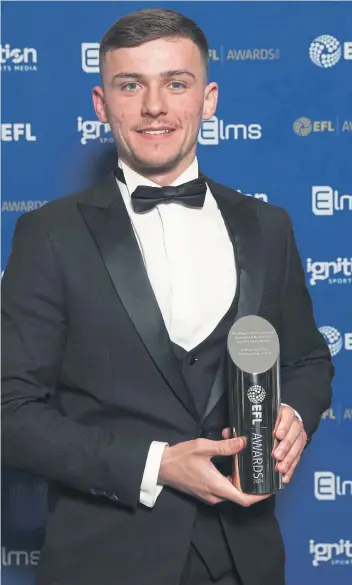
[210,184,266,322]
[77,177,198,420]
[201,179,266,422]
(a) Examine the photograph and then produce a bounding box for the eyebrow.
[111,69,196,82]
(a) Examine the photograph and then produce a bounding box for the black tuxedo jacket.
[1,173,333,585]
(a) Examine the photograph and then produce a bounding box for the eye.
[169,81,186,89]
[121,82,140,91]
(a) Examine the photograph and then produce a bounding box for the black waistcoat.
[172,281,240,580]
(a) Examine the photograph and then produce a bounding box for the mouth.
[136,127,176,137]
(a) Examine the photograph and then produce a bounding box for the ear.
[202,82,218,121]
[92,86,109,123]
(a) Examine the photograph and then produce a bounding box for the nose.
[141,86,167,118]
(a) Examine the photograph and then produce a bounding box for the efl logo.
[309,35,352,68]
[309,540,352,566]
[293,117,335,136]
[81,43,99,73]
[312,186,352,215]
[321,407,352,423]
[306,257,352,286]
[0,124,36,142]
[318,326,352,357]
[314,471,352,500]
[198,116,262,145]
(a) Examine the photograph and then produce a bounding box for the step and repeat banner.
[1,1,351,584]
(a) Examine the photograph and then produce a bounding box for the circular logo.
[293,117,312,136]
[309,35,342,68]
[247,385,266,404]
[319,326,343,357]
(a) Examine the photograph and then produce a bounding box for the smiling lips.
[136,126,176,138]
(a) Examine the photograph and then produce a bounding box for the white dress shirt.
[115,157,301,508]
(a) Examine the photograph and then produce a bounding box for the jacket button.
[187,354,196,365]
[199,430,212,438]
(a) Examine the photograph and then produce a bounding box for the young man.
[2,8,333,585]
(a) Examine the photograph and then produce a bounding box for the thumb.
[212,437,247,457]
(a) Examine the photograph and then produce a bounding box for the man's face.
[93,37,218,175]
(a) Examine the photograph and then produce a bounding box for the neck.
[118,151,196,186]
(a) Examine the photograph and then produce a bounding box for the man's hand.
[272,404,307,483]
[222,405,307,485]
[158,436,271,506]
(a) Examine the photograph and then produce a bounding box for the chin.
[132,150,183,174]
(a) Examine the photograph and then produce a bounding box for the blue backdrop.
[1,1,351,584]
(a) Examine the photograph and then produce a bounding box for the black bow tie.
[115,165,207,213]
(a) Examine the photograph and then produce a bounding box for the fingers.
[276,429,306,475]
[274,405,295,440]
[207,468,271,507]
[273,418,303,471]
[227,485,272,507]
[282,453,301,484]
[200,436,247,457]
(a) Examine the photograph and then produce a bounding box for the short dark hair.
[99,8,209,80]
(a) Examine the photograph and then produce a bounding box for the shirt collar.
[117,157,199,196]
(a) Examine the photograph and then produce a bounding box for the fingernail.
[275,449,284,459]
[277,429,284,439]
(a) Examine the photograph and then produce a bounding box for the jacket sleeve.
[278,211,334,440]
[1,211,150,510]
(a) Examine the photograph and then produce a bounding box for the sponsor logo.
[77,117,112,145]
[209,47,280,64]
[312,186,352,215]
[81,43,99,73]
[237,189,268,202]
[1,548,40,567]
[198,116,262,145]
[1,201,48,213]
[0,44,37,72]
[1,123,36,142]
[309,35,352,68]
[77,116,264,148]
[294,116,352,135]
[318,326,352,356]
[293,117,335,136]
[306,257,352,285]
[321,407,352,423]
[309,540,352,566]
[314,471,352,500]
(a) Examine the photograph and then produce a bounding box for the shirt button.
[187,354,196,365]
